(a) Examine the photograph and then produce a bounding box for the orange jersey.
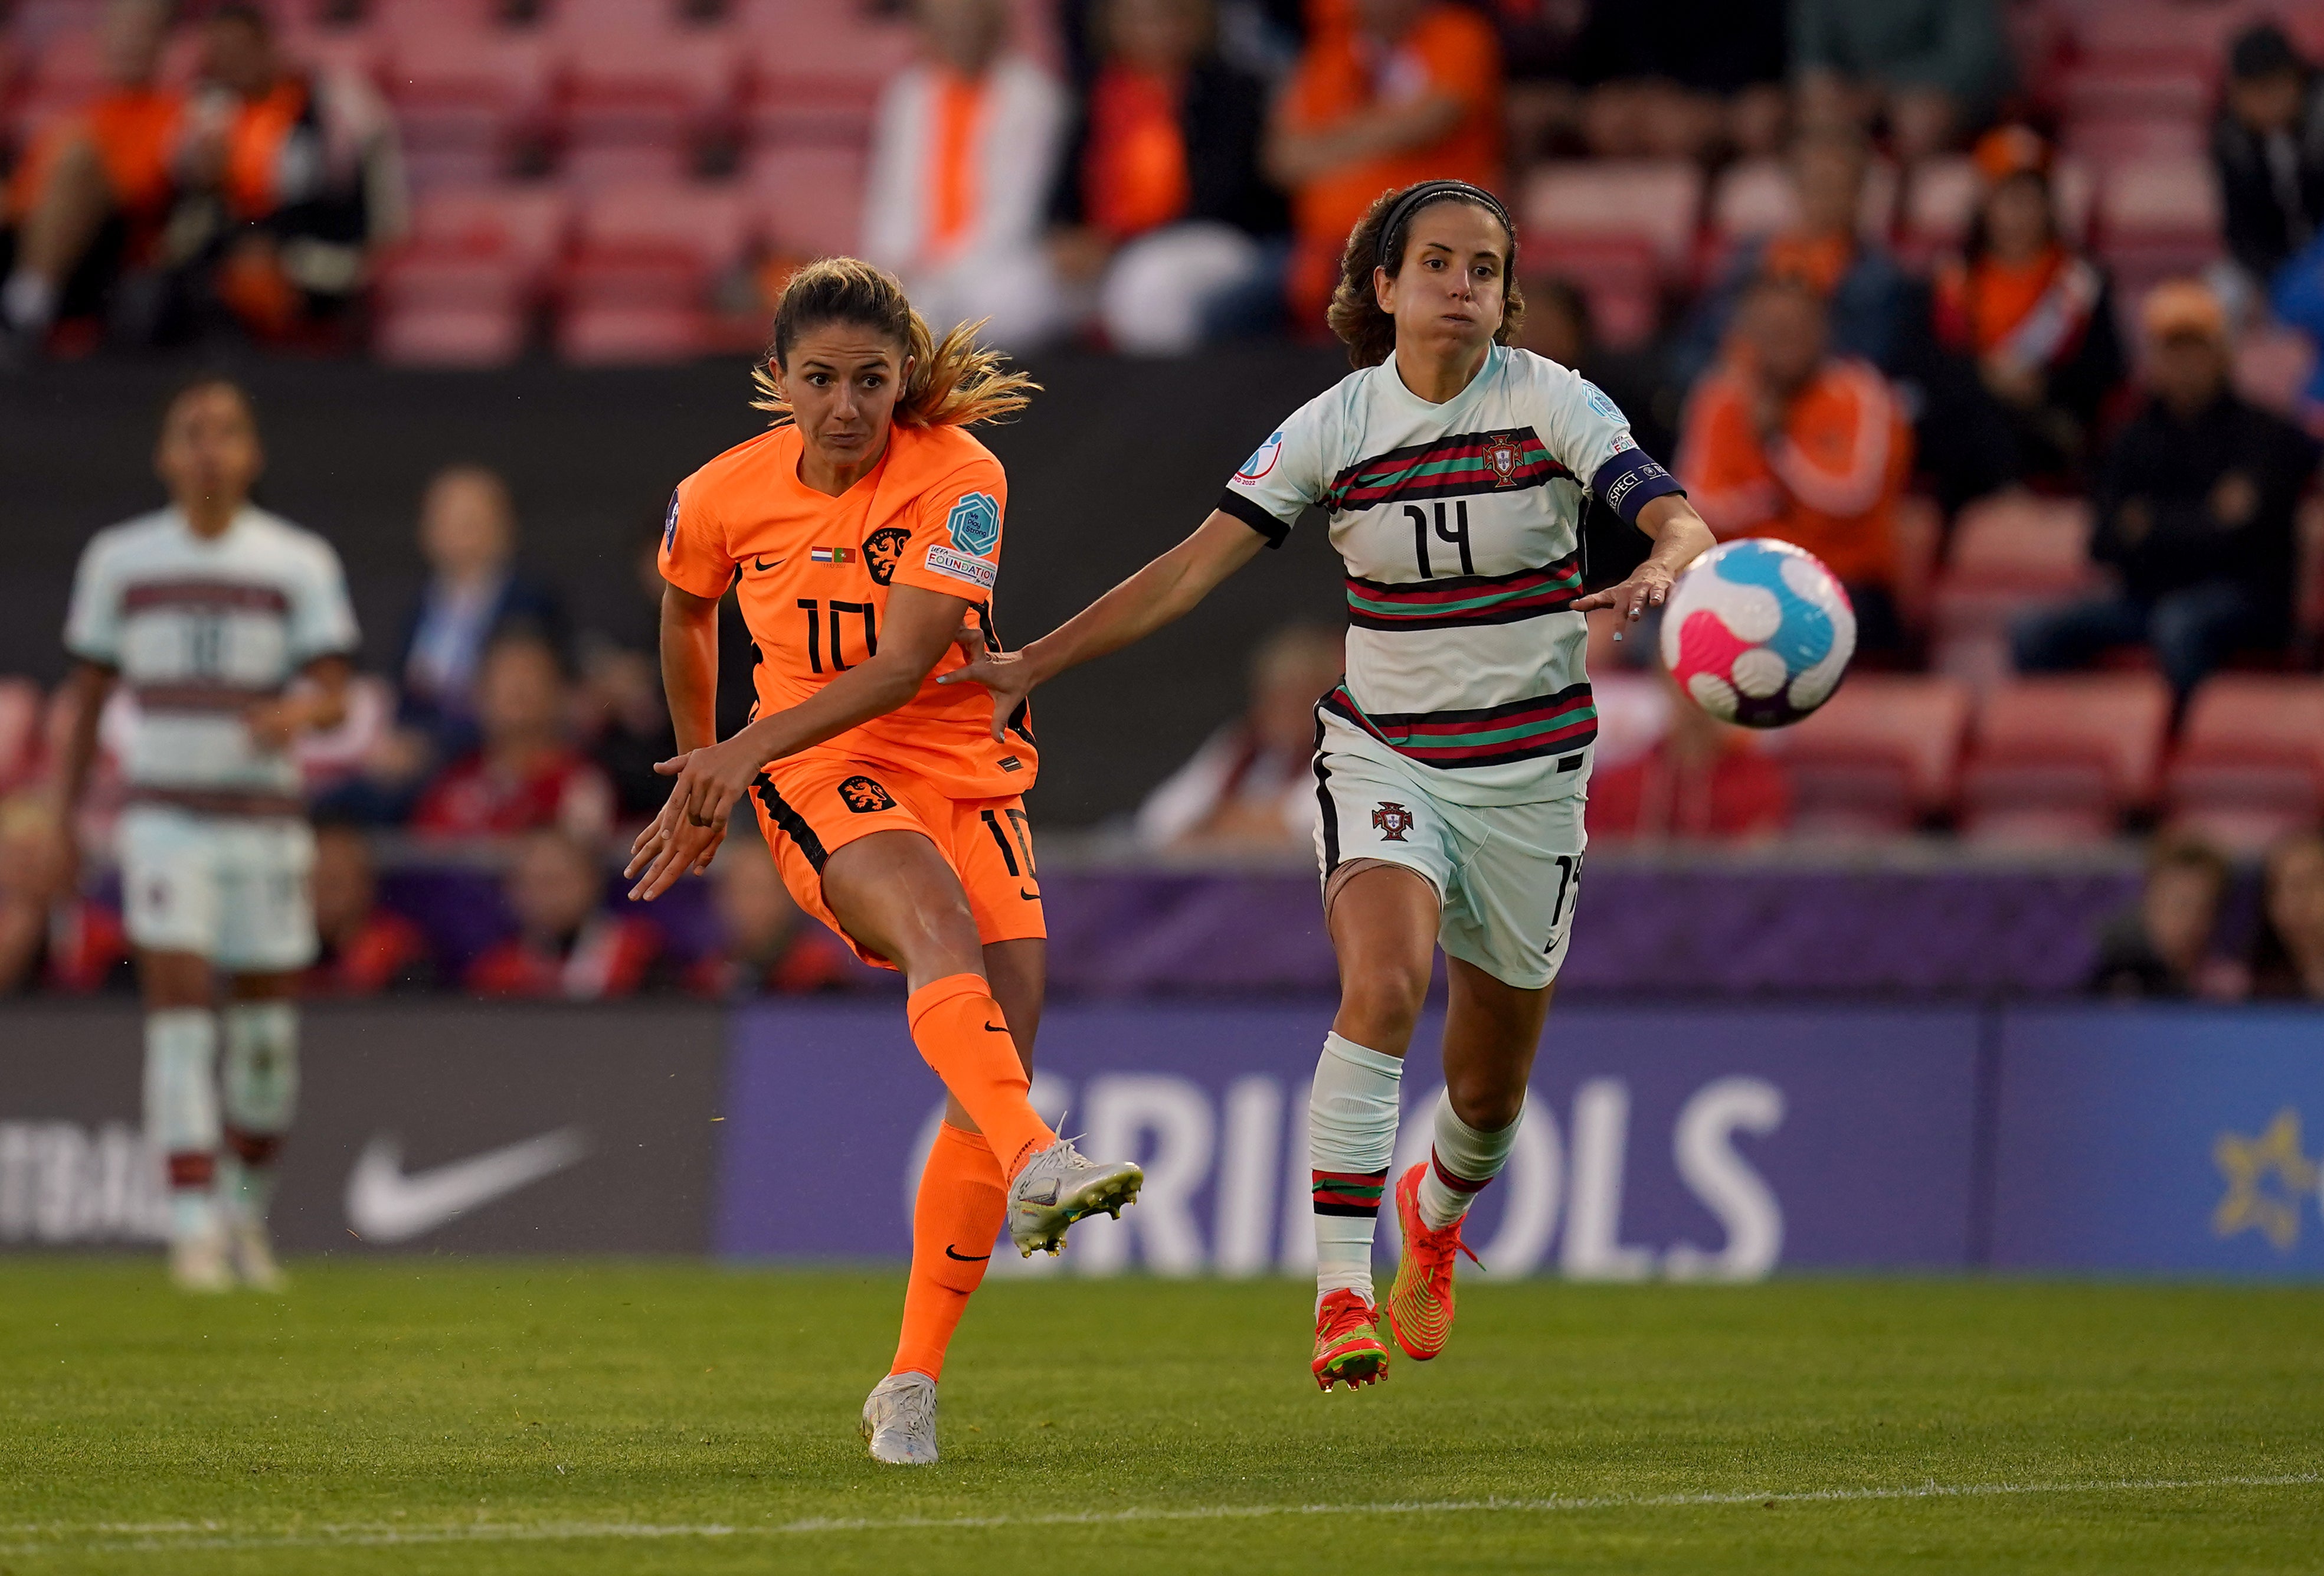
[659,420,1035,800]
[5,86,184,227]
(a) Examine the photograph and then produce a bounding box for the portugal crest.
[1371,801,1416,842]
[1485,433,1521,486]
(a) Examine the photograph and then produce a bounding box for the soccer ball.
[1659,539,1855,728]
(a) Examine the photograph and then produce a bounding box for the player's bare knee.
[1445,1074,1524,1133]
[1337,963,1429,1051]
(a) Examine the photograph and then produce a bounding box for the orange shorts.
[748,752,1045,970]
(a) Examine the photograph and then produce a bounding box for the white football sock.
[144,1008,220,1240]
[1416,1089,1523,1231]
[220,1001,298,1223]
[1308,1032,1403,1309]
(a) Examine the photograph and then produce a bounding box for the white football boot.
[169,1225,234,1294]
[225,1215,286,1292]
[860,1372,940,1466]
[1006,1137,1143,1258]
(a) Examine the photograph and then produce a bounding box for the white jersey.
[1219,344,1683,805]
[64,506,359,815]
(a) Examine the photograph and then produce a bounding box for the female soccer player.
[947,180,1716,1389]
[626,258,1143,1465]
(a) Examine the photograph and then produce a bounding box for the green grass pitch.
[4,1261,2322,1574]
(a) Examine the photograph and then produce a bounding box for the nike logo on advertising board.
[944,1244,991,1263]
[343,1128,590,1243]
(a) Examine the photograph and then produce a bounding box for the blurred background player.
[948,179,1713,1389]
[628,257,1142,1465]
[50,378,357,1291]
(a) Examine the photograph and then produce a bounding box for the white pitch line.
[2,1472,2316,1555]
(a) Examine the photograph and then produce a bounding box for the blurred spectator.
[467,829,659,999]
[2214,24,2324,291]
[1519,273,1671,459]
[2087,835,2239,999]
[395,465,566,747]
[2014,282,2320,704]
[863,0,1071,351]
[2250,829,2324,999]
[411,633,614,841]
[1268,0,1503,328]
[1135,623,1343,851]
[1564,0,1790,163]
[1048,0,1288,355]
[0,796,129,995]
[1586,666,1792,841]
[0,0,181,362]
[1671,128,1916,388]
[162,2,407,345]
[1583,608,1672,773]
[303,820,434,996]
[1919,126,2125,508]
[1791,0,2007,162]
[1675,273,1915,653]
[684,833,860,998]
[578,643,680,822]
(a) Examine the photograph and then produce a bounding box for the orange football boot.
[1311,1289,1390,1391]
[1387,1162,1481,1361]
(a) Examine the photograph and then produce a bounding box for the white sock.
[1308,1031,1403,1309]
[2,270,55,332]
[220,1001,298,1224]
[145,1008,220,1240]
[1416,1090,1523,1230]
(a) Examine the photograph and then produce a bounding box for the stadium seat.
[1930,493,2098,687]
[1704,156,1897,250]
[407,185,572,281]
[1896,156,1976,266]
[737,0,916,147]
[2067,0,2257,70]
[374,250,529,367]
[2232,323,2315,417]
[1959,673,2172,845]
[2096,155,2224,295]
[557,183,751,363]
[554,18,738,189]
[1764,673,1973,835]
[385,27,554,191]
[748,143,867,258]
[2164,675,2324,851]
[1521,160,1702,277]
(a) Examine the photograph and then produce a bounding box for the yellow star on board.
[2213,1109,2319,1253]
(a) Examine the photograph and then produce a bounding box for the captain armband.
[1588,447,1686,525]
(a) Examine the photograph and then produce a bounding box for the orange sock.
[904,975,1055,1179]
[891,1121,1007,1381]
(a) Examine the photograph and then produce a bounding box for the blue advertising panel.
[714,1002,1982,1277]
[1990,1006,2324,1276]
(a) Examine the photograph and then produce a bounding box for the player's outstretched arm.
[1572,494,1716,633]
[938,508,1266,740]
[626,584,978,900]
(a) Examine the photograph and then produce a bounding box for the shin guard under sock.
[1415,1088,1522,1230]
[1308,1032,1403,1308]
[904,974,1054,1180]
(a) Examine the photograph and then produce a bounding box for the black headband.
[1376,179,1515,270]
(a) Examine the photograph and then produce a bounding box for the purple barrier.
[714,1002,1982,1276]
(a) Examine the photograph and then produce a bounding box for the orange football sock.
[890,1121,1007,1381]
[904,975,1055,1179]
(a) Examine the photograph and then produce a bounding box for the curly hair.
[750,257,1037,429]
[1324,183,1524,370]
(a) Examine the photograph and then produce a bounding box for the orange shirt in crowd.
[660,420,1035,802]
[1084,66,1190,240]
[4,86,184,236]
[221,77,309,221]
[1675,357,1913,589]
[925,70,985,260]
[1279,4,1503,321]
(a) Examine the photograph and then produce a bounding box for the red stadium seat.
[2068,0,2258,71]
[2232,323,2315,417]
[1960,674,2172,845]
[557,183,751,364]
[1764,673,1973,835]
[407,185,572,281]
[374,250,529,366]
[1930,493,2099,687]
[385,27,553,190]
[1896,156,1977,266]
[570,182,752,270]
[2096,155,2224,295]
[1704,156,1897,249]
[554,19,738,189]
[2165,675,2324,851]
[1522,160,1702,279]
[748,143,866,257]
[737,0,916,148]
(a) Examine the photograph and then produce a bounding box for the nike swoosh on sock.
[944,1244,991,1262]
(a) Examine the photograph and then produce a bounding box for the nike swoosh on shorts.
[343,1128,590,1244]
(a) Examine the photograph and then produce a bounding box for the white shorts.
[119,806,317,973]
[1312,717,1586,992]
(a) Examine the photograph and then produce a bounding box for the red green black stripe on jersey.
[1344,553,1583,631]
[1324,683,1598,769]
[1323,429,1571,512]
[1314,1168,1388,1218]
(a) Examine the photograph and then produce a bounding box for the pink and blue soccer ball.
[1658,539,1855,728]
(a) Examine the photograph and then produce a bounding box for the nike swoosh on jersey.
[1019,888,1039,901]
[983,1022,1010,1034]
[944,1244,992,1263]
[343,1127,590,1243]
[752,556,785,571]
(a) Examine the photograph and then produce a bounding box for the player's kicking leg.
[217,979,300,1291]
[1387,959,1551,1362]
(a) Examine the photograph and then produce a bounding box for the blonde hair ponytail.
[751,257,1036,428]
